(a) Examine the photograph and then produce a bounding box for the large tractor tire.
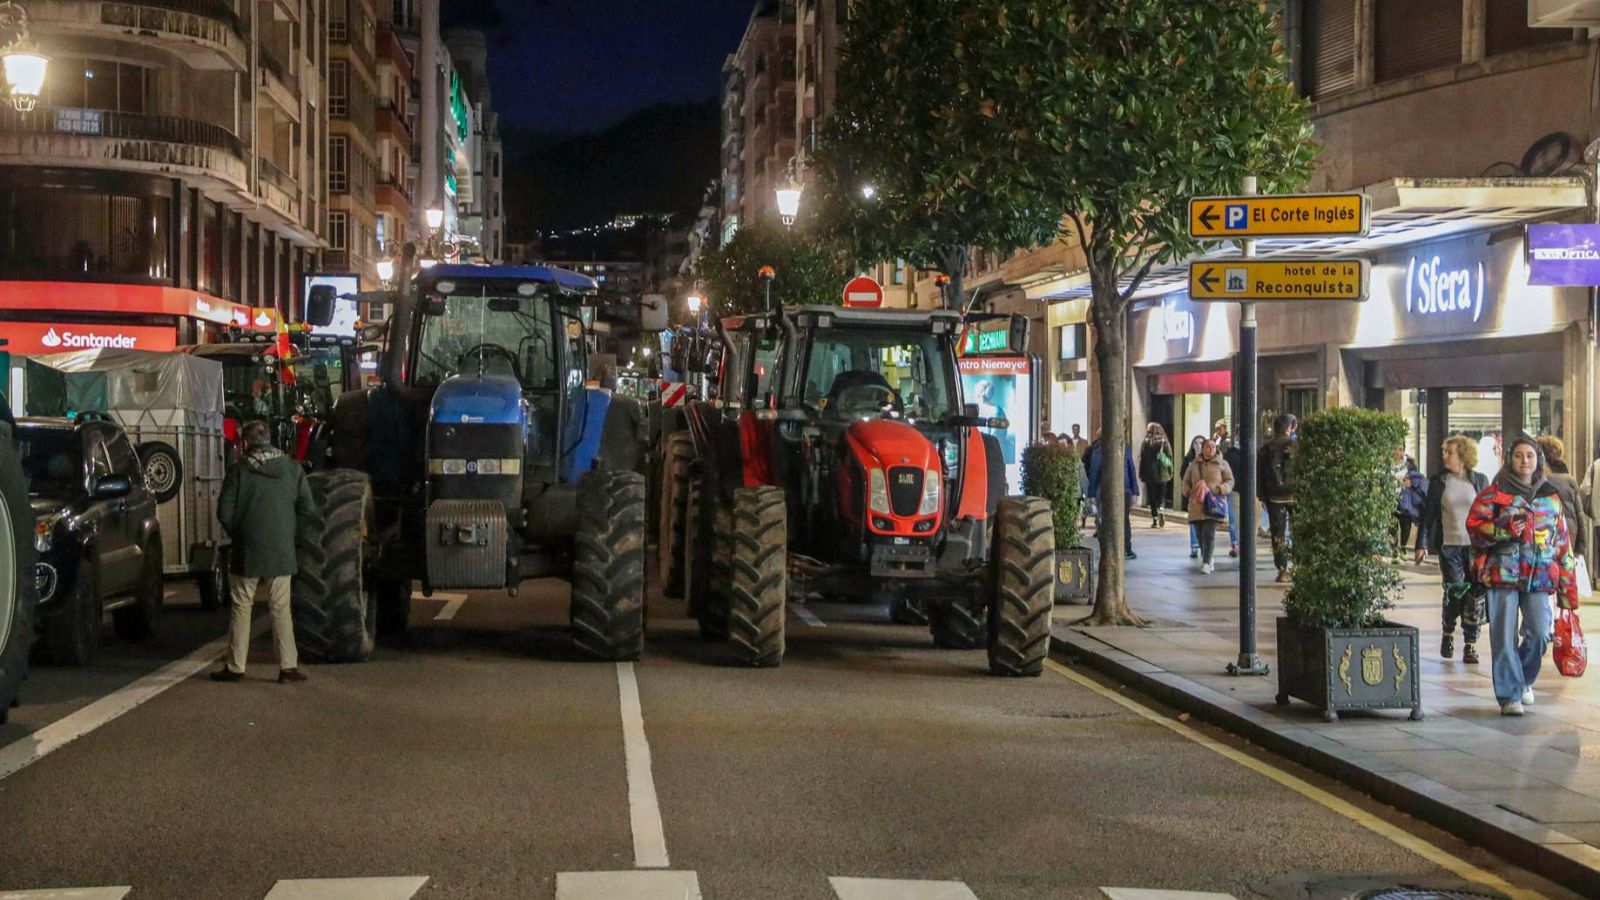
[0,427,39,722]
[570,469,646,661]
[292,469,376,663]
[696,495,733,641]
[987,496,1056,677]
[929,597,985,650]
[727,486,786,668]
[658,432,693,599]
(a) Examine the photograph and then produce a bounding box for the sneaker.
[1521,688,1535,706]
[1229,544,1239,558]
[1441,634,1454,659]
[209,668,243,683]
[1275,569,1291,584]
[1125,550,1138,560]
[1501,701,1525,716]
[1201,563,1214,575]
[1190,549,1199,559]
[277,668,309,684]
[1462,643,1479,664]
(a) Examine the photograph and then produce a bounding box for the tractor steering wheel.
[457,343,522,382]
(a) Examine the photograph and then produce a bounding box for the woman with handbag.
[1414,435,1489,663]
[1182,438,1234,575]
[1139,423,1174,528]
[1467,434,1580,716]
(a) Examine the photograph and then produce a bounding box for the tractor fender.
[563,388,643,483]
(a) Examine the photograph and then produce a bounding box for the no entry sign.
[842,276,883,308]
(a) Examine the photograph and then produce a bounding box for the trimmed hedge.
[1021,441,1082,549]
[1283,407,1408,629]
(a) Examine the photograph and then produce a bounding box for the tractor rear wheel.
[658,433,693,599]
[695,491,732,641]
[930,598,985,649]
[987,496,1055,677]
[727,486,786,667]
[292,469,376,663]
[0,427,38,721]
[570,469,646,661]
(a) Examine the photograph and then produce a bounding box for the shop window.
[0,184,169,280]
[1374,0,1462,83]
[1303,0,1356,99]
[1486,0,1573,56]
[1057,323,1087,362]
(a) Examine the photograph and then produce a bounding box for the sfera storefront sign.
[1368,232,1515,342]
[2,322,177,354]
[1404,255,1485,323]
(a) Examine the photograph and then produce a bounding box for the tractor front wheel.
[987,496,1056,677]
[292,469,376,663]
[570,469,646,661]
[658,433,693,599]
[930,598,984,649]
[727,487,786,667]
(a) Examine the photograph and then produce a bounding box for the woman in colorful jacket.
[1467,434,1580,716]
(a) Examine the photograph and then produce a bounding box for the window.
[1487,0,1573,56]
[1057,323,1087,361]
[329,0,348,41]
[328,60,348,117]
[0,183,170,280]
[892,259,906,286]
[329,211,347,250]
[1303,0,1356,99]
[1374,0,1461,82]
[46,59,154,113]
[329,135,348,193]
[802,328,959,423]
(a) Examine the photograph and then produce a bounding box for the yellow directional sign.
[1188,193,1369,239]
[1188,259,1369,302]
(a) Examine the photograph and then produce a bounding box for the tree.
[808,0,1063,309]
[821,0,1316,624]
[697,220,854,317]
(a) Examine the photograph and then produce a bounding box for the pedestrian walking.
[1181,438,1234,575]
[1259,413,1299,583]
[1393,446,1427,558]
[1181,435,1205,557]
[1467,434,1580,716]
[1219,422,1243,558]
[1138,423,1174,528]
[211,420,317,683]
[1088,431,1140,559]
[1069,424,1089,459]
[1538,435,1586,559]
[1414,435,1488,664]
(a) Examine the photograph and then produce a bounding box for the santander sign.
[6,321,176,354]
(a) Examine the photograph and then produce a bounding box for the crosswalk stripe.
[555,871,702,899]
[829,877,979,900]
[0,883,130,890]
[260,876,429,900]
[1100,883,1235,890]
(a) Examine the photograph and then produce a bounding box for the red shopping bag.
[1554,608,1587,678]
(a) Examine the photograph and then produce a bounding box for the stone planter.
[1054,545,1095,604]
[1275,616,1421,722]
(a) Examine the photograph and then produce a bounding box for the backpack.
[1155,446,1173,482]
[1259,439,1293,498]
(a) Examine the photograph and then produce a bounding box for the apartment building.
[446,27,504,263]
[719,0,796,243]
[326,0,379,284]
[374,0,416,261]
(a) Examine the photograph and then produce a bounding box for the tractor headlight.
[868,468,890,515]
[919,468,941,515]
[476,458,501,475]
[440,458,467,475]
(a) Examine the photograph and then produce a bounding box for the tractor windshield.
[801,327,959,424]
[413,288,560,392]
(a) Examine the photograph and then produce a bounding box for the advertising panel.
[2,321,177,354]
[958,355,1034,494]
[1526,223,1600,286]
[303,274,362,337]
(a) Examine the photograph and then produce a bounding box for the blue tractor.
[299,264,652,662]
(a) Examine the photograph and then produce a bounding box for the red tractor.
[661,304,1054,675]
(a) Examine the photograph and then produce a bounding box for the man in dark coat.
[211,420,317,683]
[1258,413,1299,583]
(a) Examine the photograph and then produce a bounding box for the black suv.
[16,416,164,665]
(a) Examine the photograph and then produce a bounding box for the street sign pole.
[1229,175,1269,677]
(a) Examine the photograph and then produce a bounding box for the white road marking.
[0,617,270,782]
[261,877,428,900]
[830,877,979,900]
[431,592,468,621]
[791,603,826,627]
[1100,883,1235,890]
[0,883,130,890]
[616,662,670,868]
[555,871,701,899]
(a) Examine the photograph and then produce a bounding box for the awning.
[1042,176,1591,304]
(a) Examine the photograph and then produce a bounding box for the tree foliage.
[1284,408,1407,629]
[696,220,854,317]
[1021,441,1083,550]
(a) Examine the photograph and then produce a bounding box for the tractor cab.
[187,331,362,463]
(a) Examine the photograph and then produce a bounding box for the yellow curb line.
[1044,658,1540,899]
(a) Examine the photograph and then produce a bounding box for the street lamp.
[861,184,877,200]
[775,174,802,227]
[685,293,703,315]
[425,207,445,232]
[0,2,47,113]
[375,257,395,283]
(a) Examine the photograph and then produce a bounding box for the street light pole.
[1229,174,1269,677]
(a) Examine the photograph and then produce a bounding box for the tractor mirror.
[306,285,337,327]
[1008,315,1030,355]
[422,293,448,316]
[358,322,387,343]
[487,296,522,313]
[639,293,668,333]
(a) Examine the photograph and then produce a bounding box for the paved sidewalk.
[1052,517,1600,896]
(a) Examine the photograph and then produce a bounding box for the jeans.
[228,574,298,673]
[1226,492,1239,545]
[1486,588,1552,704]
[1095,496,1134,550]
[1265,501,1294,571]
[1190,522,1200,553]
[1438,546,1482,644]
[1195,519,1217,564]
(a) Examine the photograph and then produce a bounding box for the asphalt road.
[0,574,1577,899]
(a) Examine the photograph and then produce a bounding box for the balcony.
[257,46,300,115]
[0,106,247,192]
[255,158,301,227]
[377,26,413,78]
[376,101,410,140]
[31,0,247,71]
[375,177,411,217]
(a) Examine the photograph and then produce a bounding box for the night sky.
[451,0,755,134]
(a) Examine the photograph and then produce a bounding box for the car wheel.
[137,441,183,504]
[197,549,229,611]
[44,558,101,667]
[113,537,163,642]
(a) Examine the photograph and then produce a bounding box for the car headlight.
[868,468,890,515]
[919,468,941,515]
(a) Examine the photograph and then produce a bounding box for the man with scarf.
[1467,434,1580,716]
[211,420,318,683]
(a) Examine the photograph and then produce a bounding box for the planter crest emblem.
[1361,645,1384,686]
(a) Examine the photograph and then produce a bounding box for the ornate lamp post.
[0,1,48,112]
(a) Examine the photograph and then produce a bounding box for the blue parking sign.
[1225,204,1248,231]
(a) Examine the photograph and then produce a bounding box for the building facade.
[326,0,379,284]
[719,0,795,243]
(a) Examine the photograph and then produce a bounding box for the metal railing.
[107,0,244,38]
[258,157,296,191]
[0,106,246,158]
[258,45,298,93]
